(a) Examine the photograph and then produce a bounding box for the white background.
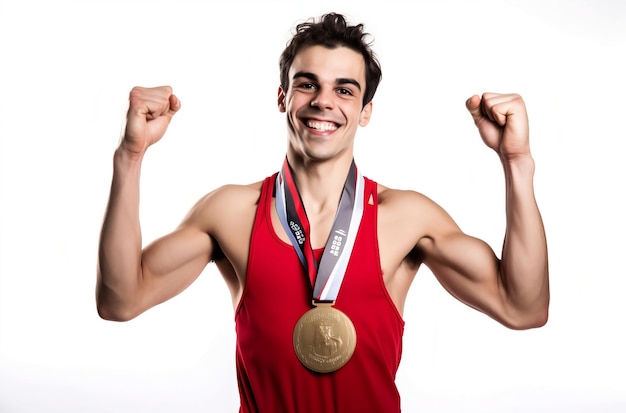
[1,0,625,412]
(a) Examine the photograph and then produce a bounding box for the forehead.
[289,45,366,83]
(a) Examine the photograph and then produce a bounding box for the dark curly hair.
[279,13,382,107]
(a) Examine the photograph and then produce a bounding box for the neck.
[285,152,354,214]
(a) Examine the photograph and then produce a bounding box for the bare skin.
[97,45,549,330]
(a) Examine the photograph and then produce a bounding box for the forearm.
[500,154,549,326]
[96,147,145,320]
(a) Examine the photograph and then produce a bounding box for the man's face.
[278,45,372,163]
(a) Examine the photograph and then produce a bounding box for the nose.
[311,88,334,110]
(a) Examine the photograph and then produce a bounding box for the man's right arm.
[96,86,214,321]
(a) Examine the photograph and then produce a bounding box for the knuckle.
[128,87,146,105]
[129,86,144,97]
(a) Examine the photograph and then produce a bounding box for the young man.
[97,13,549,413]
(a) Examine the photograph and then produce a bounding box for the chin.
[301,152,334,163]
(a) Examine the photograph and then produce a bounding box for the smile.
[306,119,339,131]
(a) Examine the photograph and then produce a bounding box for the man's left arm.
[419,93,549,329]
[472,93,549,327]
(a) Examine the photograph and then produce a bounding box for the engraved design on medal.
[293,303,357,373]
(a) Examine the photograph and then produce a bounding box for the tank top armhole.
[234,174,276,319]
[366,177,405,326]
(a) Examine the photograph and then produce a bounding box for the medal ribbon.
[275,158,365,301]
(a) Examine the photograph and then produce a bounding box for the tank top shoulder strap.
[363,176,378,209]
[254,173,277,224]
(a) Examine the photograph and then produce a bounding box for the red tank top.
[235,174,405,413]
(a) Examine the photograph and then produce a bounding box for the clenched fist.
[121,86,181,156]
[466,93,530,159]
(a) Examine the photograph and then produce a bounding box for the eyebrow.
[293,71,362,91]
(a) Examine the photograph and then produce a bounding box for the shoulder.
[376,183,442,217]
[182,180,265,229]
[203,181,265,205]
[375,182,460,239]
[376,182,429,205]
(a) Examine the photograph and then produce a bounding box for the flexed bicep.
[139,224,215,309]
[418,229,519,327]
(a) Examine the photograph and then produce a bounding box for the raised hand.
[465,93,530,159]
[121,86,181,156]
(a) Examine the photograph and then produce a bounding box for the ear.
[359,101,373,127]
[277,86,286,113]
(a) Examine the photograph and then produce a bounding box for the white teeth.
[307,120,338,131]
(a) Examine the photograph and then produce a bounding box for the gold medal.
[293,302,356,373]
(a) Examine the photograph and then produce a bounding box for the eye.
[337,88,353,95]
[297,82,317,90]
